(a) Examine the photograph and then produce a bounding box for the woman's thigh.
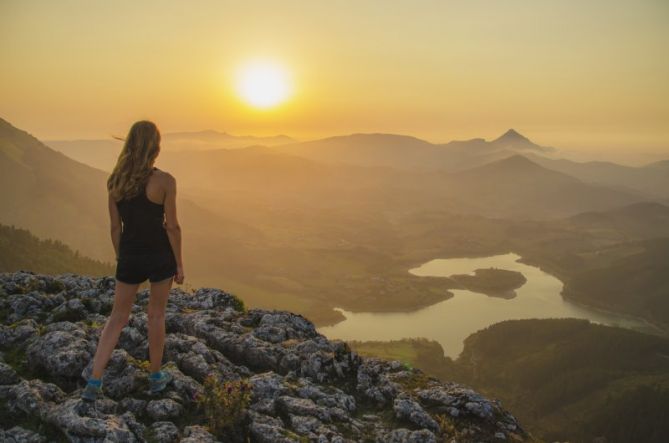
[112,279,140,317]
[148,275,172,316]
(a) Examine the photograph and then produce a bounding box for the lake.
[317,253,653,358]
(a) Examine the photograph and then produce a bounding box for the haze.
[3,2,669,441]
[1,0,668,163]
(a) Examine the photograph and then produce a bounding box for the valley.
[3,116,669,443]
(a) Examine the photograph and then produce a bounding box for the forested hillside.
[0,223,114,276]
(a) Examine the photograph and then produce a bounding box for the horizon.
[32,125,669,167]
[1,0,668,164]
[7,115,667,166]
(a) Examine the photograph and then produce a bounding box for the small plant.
[44,280,66,294]
[436,413,457,437]
[181,282,194,292]
[86,320,104,330]
[194,375,252,436]
[279,428,309,442]
[126,355,151,373]
[395,369,433,391]
[231,295,246,313]
[3,346,28,373]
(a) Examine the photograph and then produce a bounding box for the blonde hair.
[107,120,161,201]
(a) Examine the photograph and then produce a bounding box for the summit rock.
[0,270,531,442]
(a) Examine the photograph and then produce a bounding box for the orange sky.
[1,0,667,161]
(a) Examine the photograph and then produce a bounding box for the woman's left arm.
[108,193,122,258]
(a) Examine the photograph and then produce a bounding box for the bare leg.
[90,280,140,379]
[148,276,173,373]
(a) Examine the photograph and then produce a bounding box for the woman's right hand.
[175,264,185,285]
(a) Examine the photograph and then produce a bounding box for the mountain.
[527,154,669,199]
[0,117,112,261]
[0,271,532,442]
[163,129,294,149]
[441,155,642,218]
[489,128,555,153]
[45,131,295,172]
[568,202,669,240]
[270,129,558,172]
[269,133,444,170]
[43,138,123,171]
[645,159,669,173]
[48,128,563,176]
[492,128,530,143]
[0,223,114,275]
[156,144,420,196]
[562,238,669,329]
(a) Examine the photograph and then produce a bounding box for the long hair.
[107,120,161,201]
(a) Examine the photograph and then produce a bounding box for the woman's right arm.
[164,174,184,284]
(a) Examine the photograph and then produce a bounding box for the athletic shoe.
[80,379,103,402]
[149,370,173,394]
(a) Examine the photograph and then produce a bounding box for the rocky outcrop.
[0,271,531,442]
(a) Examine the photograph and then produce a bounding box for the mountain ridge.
[526,152,669,199]
[440,154,642,218]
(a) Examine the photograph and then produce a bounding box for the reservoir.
[318,253,653,358]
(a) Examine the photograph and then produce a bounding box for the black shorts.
[115,252,177,284]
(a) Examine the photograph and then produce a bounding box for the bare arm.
[108,193,122,258]
[163,174,183,269]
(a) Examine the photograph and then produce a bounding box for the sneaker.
[80,379,103,402]
[149,370,173,395]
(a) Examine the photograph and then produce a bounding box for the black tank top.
[116,167,173,257]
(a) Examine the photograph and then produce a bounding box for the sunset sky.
[1,0,667,160]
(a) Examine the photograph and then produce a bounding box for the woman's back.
[116,167,173,257]
[85,120,183,402]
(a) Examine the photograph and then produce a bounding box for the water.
[317,253,653,358]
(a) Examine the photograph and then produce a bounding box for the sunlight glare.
[235,60,292,109]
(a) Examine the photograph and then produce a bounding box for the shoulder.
[154,168,176,186]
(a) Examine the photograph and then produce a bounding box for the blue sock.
[87,378,102,386]
[149,371,162,379]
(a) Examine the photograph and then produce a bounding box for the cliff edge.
[0,271,530,443]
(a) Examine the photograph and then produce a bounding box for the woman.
[81,120,185,401]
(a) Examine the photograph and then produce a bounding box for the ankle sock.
[87,378,102,387]
[149,371,162,379]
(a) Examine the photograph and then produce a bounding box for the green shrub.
[195,375,252,436]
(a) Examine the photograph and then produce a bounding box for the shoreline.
[314,290,455,328]
[319,251,669,343]
[516,255,669,338]
[560,290,669,338]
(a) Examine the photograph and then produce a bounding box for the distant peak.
[499,154,535,165]
[203,129,228,135]
[494,129,531,143]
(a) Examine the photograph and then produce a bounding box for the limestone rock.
[146,398,184,421]
[0,271,529,443]
[149,421,180,443]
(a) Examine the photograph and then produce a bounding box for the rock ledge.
[0,271,530,442]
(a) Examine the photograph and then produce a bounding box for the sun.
[235,60,292,109]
